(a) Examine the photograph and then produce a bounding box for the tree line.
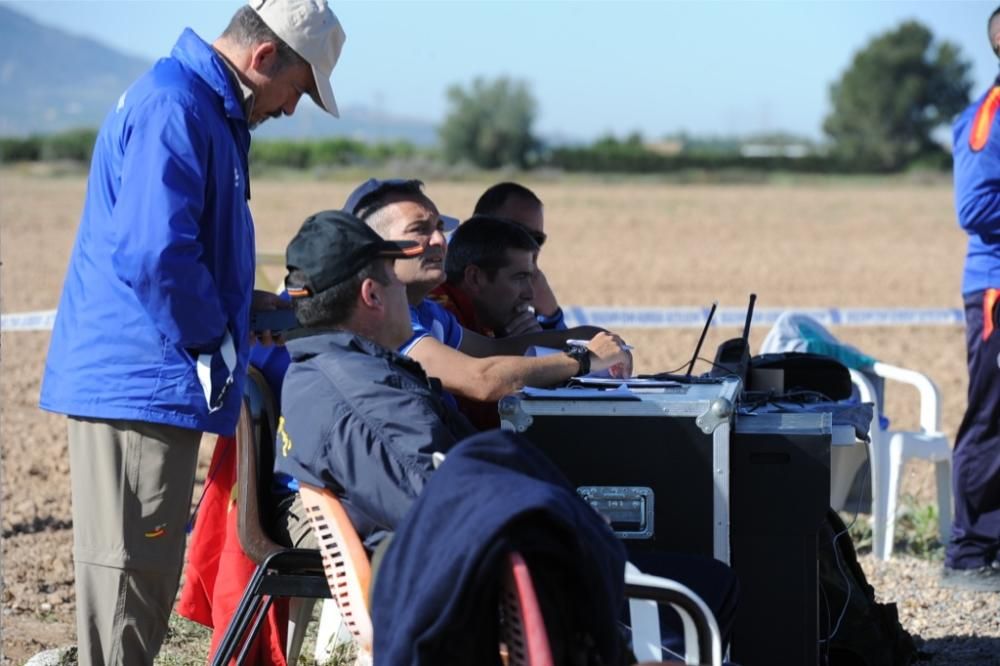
[438,20,972,173]
[0,21,975,175]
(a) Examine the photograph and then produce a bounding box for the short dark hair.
[989,5,1000,55]
[290,261,390,328]
[445,215,539,284]
[355,180,433,236]
[222,5,308,72]
[473,182,542,216]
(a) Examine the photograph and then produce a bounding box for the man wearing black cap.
[273,210,477,552]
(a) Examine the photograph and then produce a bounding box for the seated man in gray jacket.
[273,209,477,551]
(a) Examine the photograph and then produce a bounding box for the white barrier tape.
[562,307,965,329]
[1,310,57,332]
[1,306,965,333]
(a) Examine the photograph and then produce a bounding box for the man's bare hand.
[530,267,560,318]
[504,305,543,336]
[586,332,633,378]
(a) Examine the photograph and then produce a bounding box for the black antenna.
[686,301,718,377]
[741,293,757,342]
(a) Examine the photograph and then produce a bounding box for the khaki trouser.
[68,417,201,666]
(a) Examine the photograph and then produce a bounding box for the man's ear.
[249,41,279,76]
[359,278,382,311]
[463,264,484,292]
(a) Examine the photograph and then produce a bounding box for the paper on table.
[571,377,682,389]
[521,385,640,400]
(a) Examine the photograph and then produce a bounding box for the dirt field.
[0,170,989,663]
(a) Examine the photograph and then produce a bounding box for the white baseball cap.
[248,0,346,117]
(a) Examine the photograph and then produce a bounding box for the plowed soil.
[2,170,993,664]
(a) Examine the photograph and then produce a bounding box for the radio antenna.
[686,301,718,378]
[741,293,757,342]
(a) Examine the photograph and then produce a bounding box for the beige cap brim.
[248,0,344,119]
[312,65,339,117]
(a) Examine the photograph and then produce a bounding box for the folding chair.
[210,368,331,666]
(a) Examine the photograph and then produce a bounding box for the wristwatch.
[563,344,591,376]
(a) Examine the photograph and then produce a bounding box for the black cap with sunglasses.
[285,210,423,298]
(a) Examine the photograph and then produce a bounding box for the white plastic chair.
[842,363,952,561]
[624,563,723,666]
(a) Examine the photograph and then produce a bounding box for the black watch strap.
[563,344,591,376]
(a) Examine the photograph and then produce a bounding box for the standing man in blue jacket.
[38,1,347,662]
[945,5,1000,591]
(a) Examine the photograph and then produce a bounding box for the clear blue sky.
[6,0,1000,141]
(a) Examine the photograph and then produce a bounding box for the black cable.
[695,355,739,376]
[638,360,695,377]
[819,575,832,664]
[818,433,870,645]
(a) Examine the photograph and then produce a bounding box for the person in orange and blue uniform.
[944,5,1000,591]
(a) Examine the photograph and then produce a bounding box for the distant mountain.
[0,5,440,145]
[0,4,150,136]
[253,104,440,147]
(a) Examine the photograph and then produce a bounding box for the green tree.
[823,21,972,170]
[439,77,538,169]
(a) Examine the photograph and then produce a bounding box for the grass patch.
[841,495,945,560]
[152,604,358,666]
[154,614,212,665]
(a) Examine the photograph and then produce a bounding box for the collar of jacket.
[213,49,255,121]
[287,329,434,384]
[171,28,247,122]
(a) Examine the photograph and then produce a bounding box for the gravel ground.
[860,554,1000,665]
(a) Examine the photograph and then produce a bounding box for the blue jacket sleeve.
[954,111,1000,243]
[110,92,228,351]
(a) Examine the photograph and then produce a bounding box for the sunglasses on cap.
[527,230,547,248]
